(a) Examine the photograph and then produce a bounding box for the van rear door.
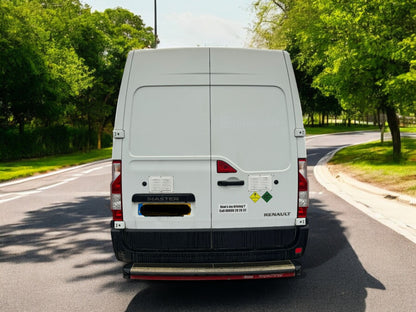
[123,86,211,230]
[121,49,211,230]
[210,86,298,229]
[210,49,299,229]
[121,48,298,231]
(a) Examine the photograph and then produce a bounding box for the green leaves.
[251,0,416,160]
[0,0,155,149]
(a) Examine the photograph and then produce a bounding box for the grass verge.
[305,125,379,135]
[0,148,112,183]
[329,137,416,197]
[305,125,416,136]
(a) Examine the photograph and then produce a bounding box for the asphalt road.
[1,132,415,312]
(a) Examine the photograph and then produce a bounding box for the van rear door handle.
[217,180,245,186]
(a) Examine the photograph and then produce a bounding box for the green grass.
[401,127,416,133]
[306,125,416,136]
[0,148,112,182]
[329,138,416,196]
[305,125,379,135]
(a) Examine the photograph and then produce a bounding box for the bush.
[0,125,112,161]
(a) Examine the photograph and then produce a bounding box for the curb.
[333,172,416,207]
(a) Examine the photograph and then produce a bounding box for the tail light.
[297,158,308,218]
[217,160,237,173]
[111,160,123,221]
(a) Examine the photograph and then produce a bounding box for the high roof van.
[110,48,308,280]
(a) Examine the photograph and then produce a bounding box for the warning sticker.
[149,176,173,193]
[248,175,272,192]
[219,204,248,214]
[262,191,273,203]
[250,192,261,203]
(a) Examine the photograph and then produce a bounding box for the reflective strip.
[130,260,295,276]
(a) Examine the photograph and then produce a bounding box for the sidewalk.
[314,148,416,244]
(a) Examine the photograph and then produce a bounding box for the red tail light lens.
[298,158,308,218]
[217,160,237,173]
[111,160,123,221]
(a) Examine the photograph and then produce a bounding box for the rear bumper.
[111,223,309,264]
[123,260,302,280]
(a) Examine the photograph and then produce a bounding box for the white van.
[110,48,308,280]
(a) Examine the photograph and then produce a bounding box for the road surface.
[1,132,415,311]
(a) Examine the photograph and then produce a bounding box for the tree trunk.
[97,130,102,150]
[385,106,401,162]
[380,123,385,144]
[379,110,385,144]
[17,114,25,135]
[19,121,24,135]
[309,113,314,126]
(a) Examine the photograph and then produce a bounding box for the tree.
[0,2,48,133]
[252,0,416,161]
[0,0,93,132]
[251,1,342,125]
[70,7,155,149]
[1,0,156,158]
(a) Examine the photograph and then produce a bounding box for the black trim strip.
[132,193,195,203]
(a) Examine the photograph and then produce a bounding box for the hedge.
[0,125,112,161]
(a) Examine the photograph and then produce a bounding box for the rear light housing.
[217,160,237,173]
[111,160,123,221]
[297,158,308,218]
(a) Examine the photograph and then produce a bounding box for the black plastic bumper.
[111,223,309,264]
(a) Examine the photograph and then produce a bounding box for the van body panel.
[282,51,307,158]
[127,48,210,87]
[210,85,297,229]
[210,48,292,88]
[129,86,210,157]
[111,48,308,268]
[123,85,211,229]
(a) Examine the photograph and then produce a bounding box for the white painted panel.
[211,86,297,229]
[211,86,291,171]
[129,86,210,157]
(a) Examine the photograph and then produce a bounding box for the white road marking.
[0,196,23,204]
[0,164,110,204]
[84,166,105,174]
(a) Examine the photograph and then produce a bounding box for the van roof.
[126,47,292,87]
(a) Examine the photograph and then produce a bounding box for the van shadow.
[0,195,385,311]
[124,197,385,312]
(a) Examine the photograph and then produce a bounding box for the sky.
[82,0,255,48]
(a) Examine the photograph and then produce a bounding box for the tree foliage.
[0,0,155,155]
[251,1,342,125]
[251,0,416,161]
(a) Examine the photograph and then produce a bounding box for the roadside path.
[311,133,416,244]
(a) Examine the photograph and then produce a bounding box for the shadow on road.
[0,194,385,311]
[0,196,113,263]
[124,197,385,312]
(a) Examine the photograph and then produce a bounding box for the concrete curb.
[334,172,416,207]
